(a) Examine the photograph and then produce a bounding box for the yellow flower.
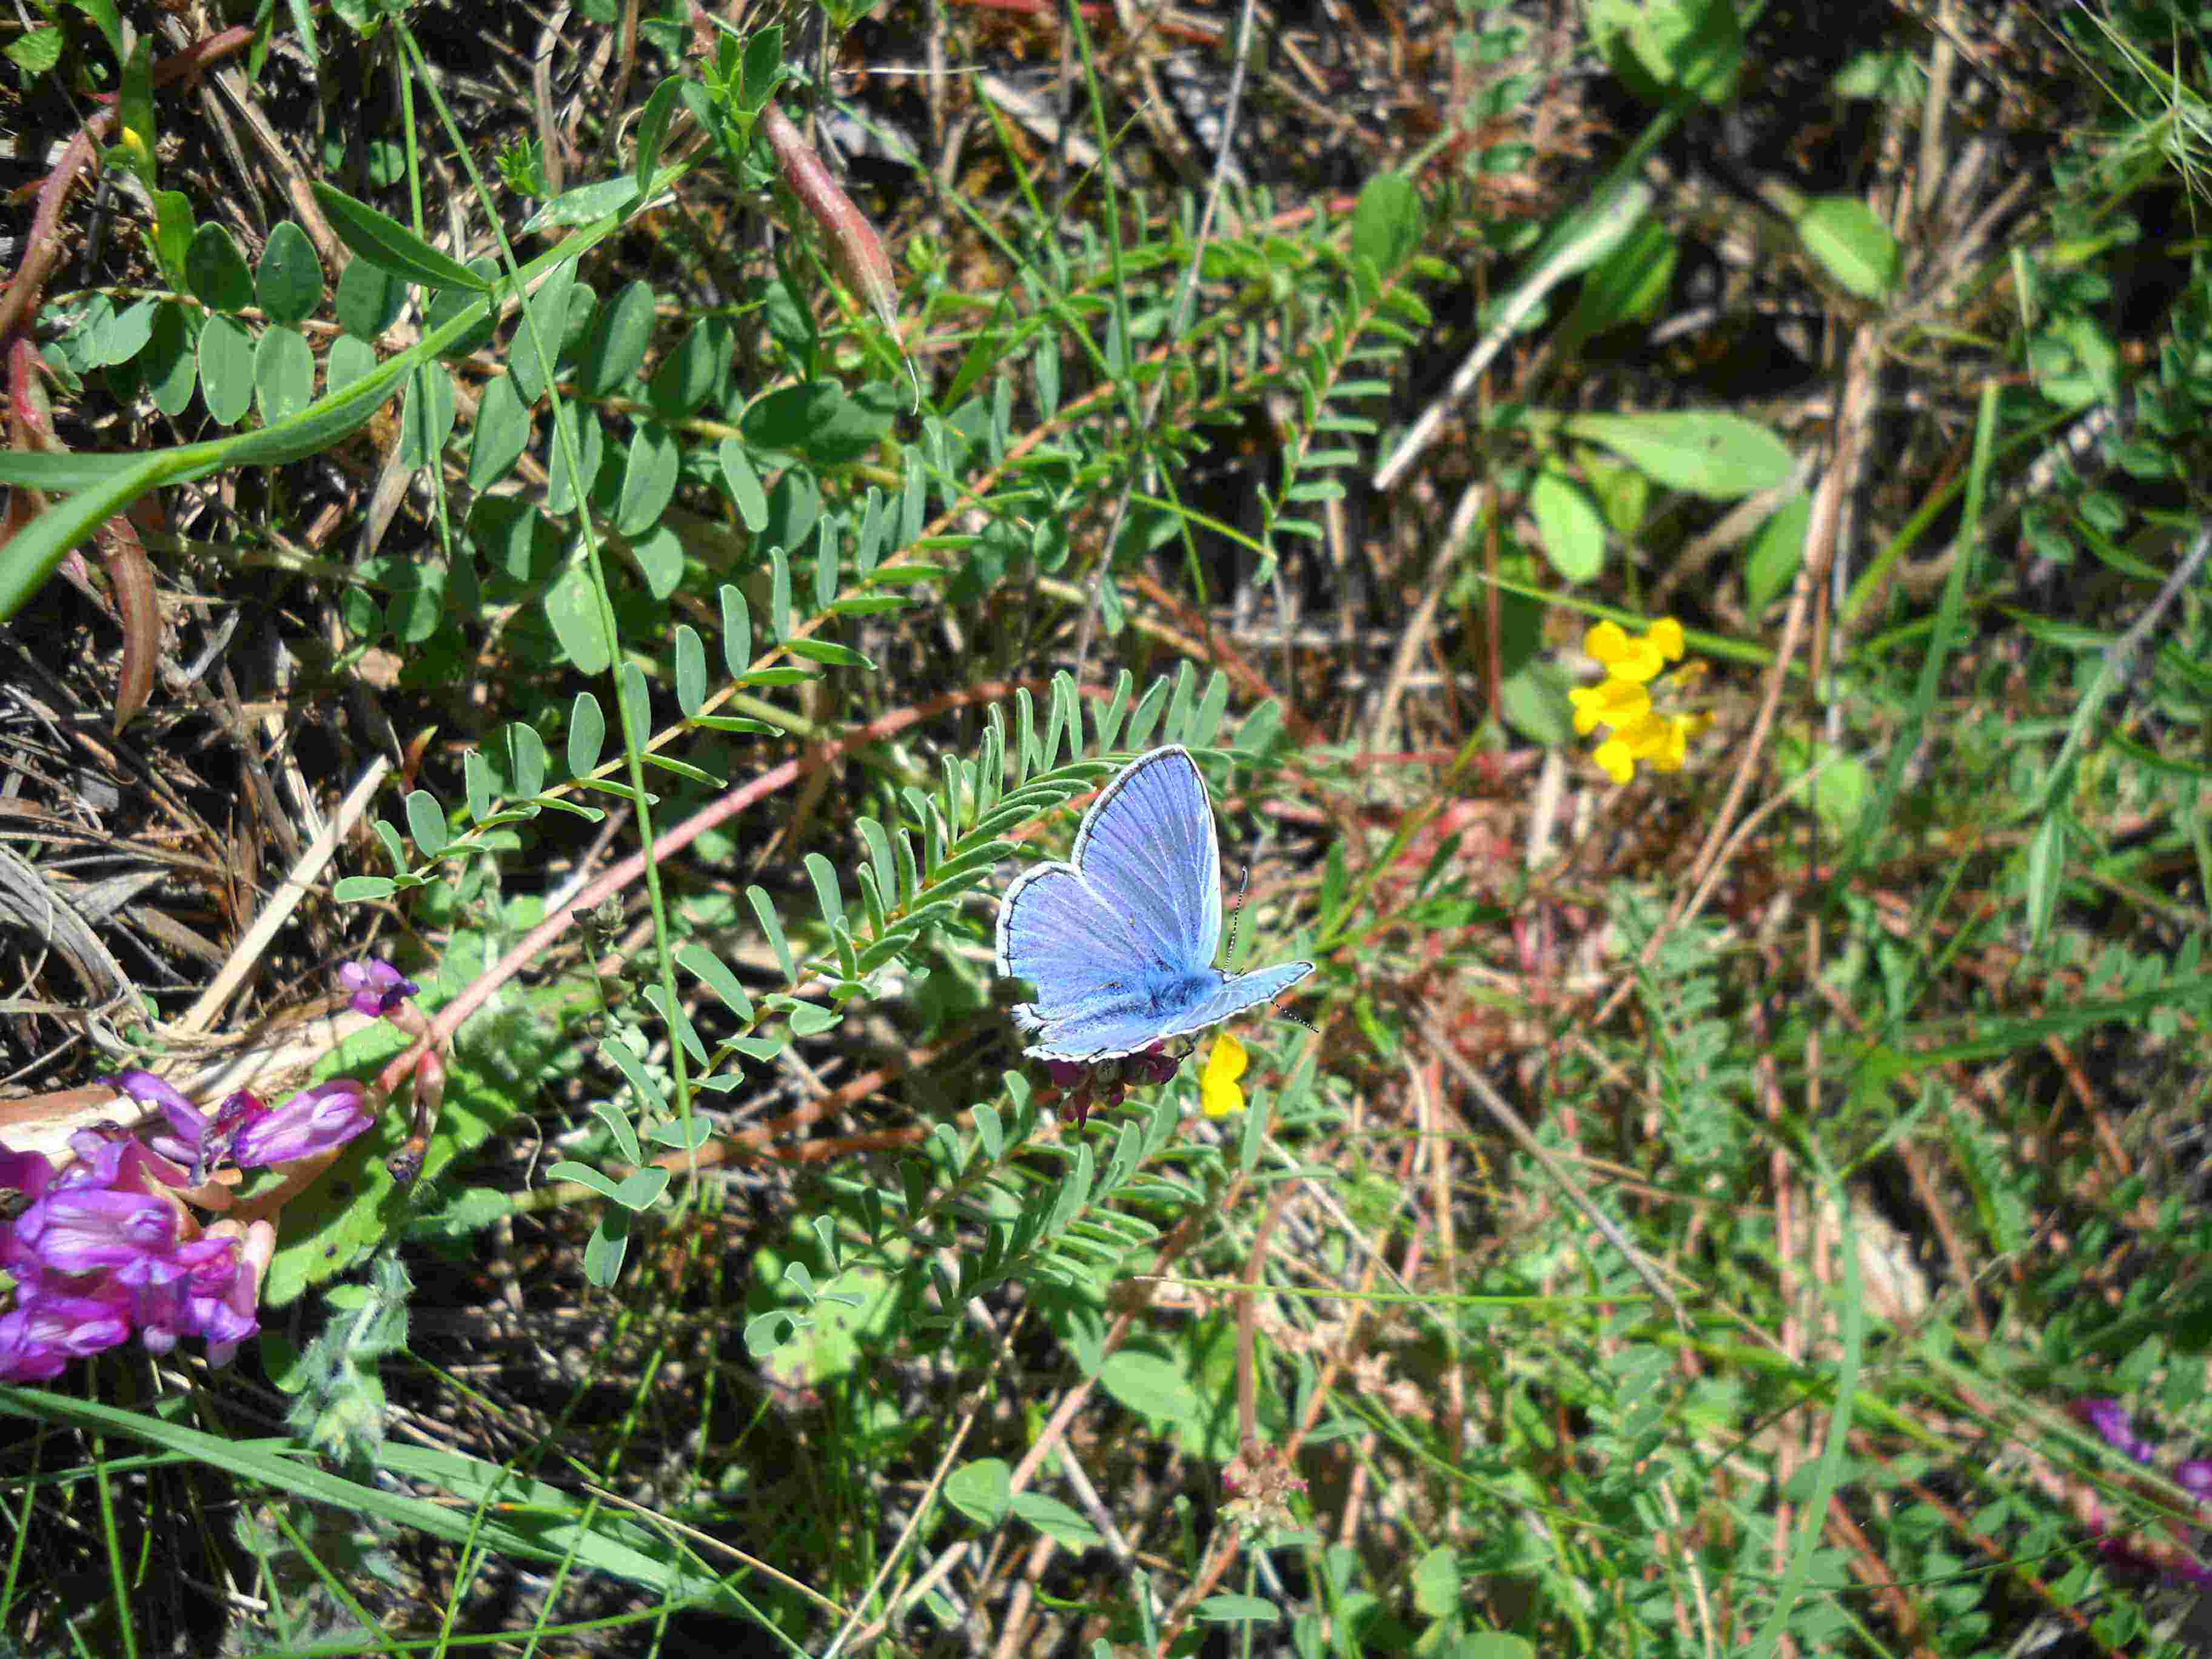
[1201,1033,1249,1118]
[1569,676,1651,736]
[1574,617,1707,783]
[1584,618,1683,684]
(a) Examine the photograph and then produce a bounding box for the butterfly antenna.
[1226,860,1251,964]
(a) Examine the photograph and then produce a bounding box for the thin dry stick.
[1368,482,1485,752]
[174,757,392,1034]
[1411,1007,1687,1326]
[1589,322,1878,1029]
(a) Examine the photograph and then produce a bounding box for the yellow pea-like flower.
[1201,1033,1249,1118]
[1573,617,1708,782]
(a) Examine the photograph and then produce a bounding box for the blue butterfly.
[996,746,1314,1063]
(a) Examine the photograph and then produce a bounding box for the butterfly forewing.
[1069,747,1222,973]
[996,860,1147,1019]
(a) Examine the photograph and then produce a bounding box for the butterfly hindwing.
[1149,961,1315,1045]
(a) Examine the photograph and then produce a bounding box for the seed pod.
[759,99,900,340]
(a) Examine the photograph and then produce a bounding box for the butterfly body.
[996,746,1313,1063]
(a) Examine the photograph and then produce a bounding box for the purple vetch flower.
[2074,1398,2158,1464]
[339,959,418,1019]
[2179,1461,2212,1501]
[111,1070,263,1181]
[232,1079,372,1168]
[0,1292,133,1382]
[0,1056,377,1386]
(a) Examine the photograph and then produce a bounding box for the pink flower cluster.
[0,1075,372,1382]
[0,957,411,1384]
[1042,1044,1182,1130]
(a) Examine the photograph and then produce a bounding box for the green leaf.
[335,256,409,340]
[1530,464,1606,582]
[630,525,683,600]
[112,35,156,189]
[197,313,255,425]
[719,583,752,674]
[1098,1350,1204,1439]
[424,258,503,358]
[541,407,605,517]
[519,176,641,234]
[283,0,320,74]
[101,299,158,369]
[739,24,784,112]
[1563,410,1793,500]
[742,380,896,468]
[61,0,121,62]
[719,438,769,529]
[312,181,492,292]
[1587,0,1743,104]
[1007,1493,1101,1550]
[507,260,577,403]
[583,1213,630,1285]
[749,884,796,981]
[150,190,195,289]
[255,221,326,324]
[1559,215,1673,347]
[2024,814,2065,947]
[1350,172,1424,275]
[568,689,607,776]
[545,563,611,674]
[649,317,731,416]
[404,788,449,856]
[675,941,755,1020]
[468,372,533,489]
[634,77,686,196]
[1195,1596,1281,1624]
[253,326,316,422]
[327,333,379,392]
[1412,1545,1459,1617]
[785,637,872,669]
[7,25,64,75]
[578,279,658,394]
[615,424,679,536]
[144,303,198,417]
[944,1458,1011,1529]
[1793,195,1900,299]
[185,222,256,314]
[398,367,457,469]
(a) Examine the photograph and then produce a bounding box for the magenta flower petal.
[232,1079,372,1167]
[0,1292,132,1379]
[16,1187,178,1275]
[103,1069,196,1119]
[0,1142,55,1200]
